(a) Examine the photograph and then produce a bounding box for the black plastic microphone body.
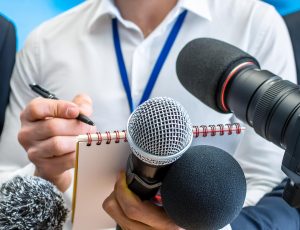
[176,37,300,207]
[126,154,170,200]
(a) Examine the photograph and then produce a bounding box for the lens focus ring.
[253,80,298,139]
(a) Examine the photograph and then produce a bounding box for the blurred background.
[1,0,300,50]
[263,0,300,16]
[0,0,84,50]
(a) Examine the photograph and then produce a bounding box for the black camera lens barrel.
[225,68,300,149]
[225,69,277,124]
[254,80,300,148]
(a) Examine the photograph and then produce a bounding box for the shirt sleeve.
[0,26,76,215]
[233,5,297,206]
[0,26,41,182]
[0,29,37,177]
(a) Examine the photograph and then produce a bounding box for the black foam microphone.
[161,145,246,230]
[0,176,68,230]
[176,37,300,207]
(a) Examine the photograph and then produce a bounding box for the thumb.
[72,94,93,116]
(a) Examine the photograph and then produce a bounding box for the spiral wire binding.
[193,123,241,137]
[86,133,92,146]
[105,131,112,144]
[114,131,120,143]
[96,132,102,145]
[123,130,127,142]
[83,123,243,146]
[218,124,224,135]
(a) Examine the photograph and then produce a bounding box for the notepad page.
[71,124,244,229]
[72,141,130,230]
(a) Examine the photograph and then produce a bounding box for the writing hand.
[18,94,96,191]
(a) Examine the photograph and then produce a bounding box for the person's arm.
[0,26,96,192]
[231,178,300,230]
[234,4,297,206]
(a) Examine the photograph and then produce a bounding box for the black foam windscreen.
[176,38,259,112]
[161,145,246,230]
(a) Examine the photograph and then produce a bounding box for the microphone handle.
[126,173,161,200]
[116,154,169,229]
[126,154,167,200]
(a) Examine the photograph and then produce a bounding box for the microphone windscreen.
[0,176,68,230]
[176,38,259,112]
[161,145,246,230]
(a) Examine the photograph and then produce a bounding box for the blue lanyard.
[112,10,187,112]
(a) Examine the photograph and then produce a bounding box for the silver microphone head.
[127,97,193,166]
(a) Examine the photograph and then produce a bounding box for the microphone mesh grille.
[127,97,193,165]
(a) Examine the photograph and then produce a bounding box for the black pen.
[29,83,95,126]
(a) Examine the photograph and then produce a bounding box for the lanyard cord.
[112,10,187,112]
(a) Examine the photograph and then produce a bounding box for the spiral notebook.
[71,123,245,230]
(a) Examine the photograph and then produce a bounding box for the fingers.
[21,94,94,123]
[26,136,77,158]
[113,172,144,219]
[19,118,96,143]
[26,137,77,180]
[103,192,152,230]
[20,97,80,122]
[72,94,93,116]
[17,94,95,192]
[18,94,96,150]
[34,152,76,176]
[114,172,177,229]
[104,172,180,230]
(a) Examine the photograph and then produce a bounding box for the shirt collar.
[88,0,118,31]
[88,0,212,31]
[180,0,212,21]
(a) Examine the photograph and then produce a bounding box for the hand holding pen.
[29,84,95,126]
[17,84,96,192]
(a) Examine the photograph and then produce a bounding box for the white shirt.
[0,0,296,229]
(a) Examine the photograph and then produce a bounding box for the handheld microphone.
[0,176,68,230]
[126,97,193,200]
[176,37,300,207]
[161,145,246,230]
